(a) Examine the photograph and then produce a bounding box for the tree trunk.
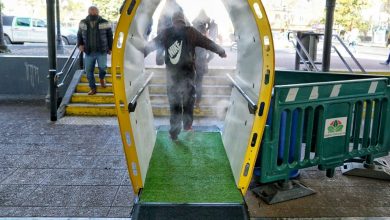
[0,5,10,53]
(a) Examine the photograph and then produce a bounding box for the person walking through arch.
[155,0,188,65]
[144,12,227,141]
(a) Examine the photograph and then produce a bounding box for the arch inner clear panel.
[123,0,263,186]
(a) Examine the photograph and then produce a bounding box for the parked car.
[60,28,77,45]
[3,16,77,45]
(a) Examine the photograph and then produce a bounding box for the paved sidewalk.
[0,103,133,217]
[0,102,389,218]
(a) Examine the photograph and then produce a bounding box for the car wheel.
[61,36,69,45]
[4,35,12,45]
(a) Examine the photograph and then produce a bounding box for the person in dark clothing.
[155,0,188,65]
[192,10,213,111]
[380,33,390,65]
[77,6,113,95]
[381,53,390,65]
[209,20,219,42]
[145,12,227,140]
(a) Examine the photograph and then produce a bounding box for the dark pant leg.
[168,86,182,138]
[85,53,97,90]
[387,52,390,63]
[195,72,204,104]
[183,82,196,130]
[96,53,107,79]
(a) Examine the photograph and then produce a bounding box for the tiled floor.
[0,103,132,217]
[0,102,389,218]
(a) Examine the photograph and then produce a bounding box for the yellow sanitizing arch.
[111,0,275,218]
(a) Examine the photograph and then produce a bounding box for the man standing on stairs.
[77,6,113,95]
[144,12,227,141]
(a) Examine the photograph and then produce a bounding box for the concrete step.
[150,94,230,106]
[94,66,234,76]
[150,75,231,86]
[80,74,113,83]
[149,84,232,96]
[152,104,227,118]
[66,103,116,116]
[94,67,120,74]
[76,83,113,93]
[145,67,235,77]
[71,93,115,104]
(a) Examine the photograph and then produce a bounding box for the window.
[16,18,31,27]
[3,16,14,26]
[33,19,46,28]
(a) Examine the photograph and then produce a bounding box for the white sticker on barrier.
[368,81,378,94]
[285,88,299,102]
[324,117,348,138]
[330,84,342,97]
[309,86,319,100]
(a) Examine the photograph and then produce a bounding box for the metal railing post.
[322,0,336,72]
[332,46,353,73]
[46,0,57,121]
[334,35,367,74]
[292,34,320,72]
[55,0,64,53]
[294,32,302,71]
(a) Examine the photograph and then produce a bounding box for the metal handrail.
[57,45,77,77]
[333,35,367,74]
[290,40,314,72]
[288,32,367,74]
[288,32,320,72]
[332,46,353,73]
[128,73,154,113]
[57,46,81,88]
[227,74,258,114]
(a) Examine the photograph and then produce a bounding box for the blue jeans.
[84,52,107,90]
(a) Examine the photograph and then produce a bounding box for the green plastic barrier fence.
[259,77,390,183]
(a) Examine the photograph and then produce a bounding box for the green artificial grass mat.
[140,131,243,204]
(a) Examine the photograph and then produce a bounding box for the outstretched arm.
[144,34,163,57]
[191,28,226,58]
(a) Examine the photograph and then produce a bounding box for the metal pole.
[322,0,336,72]
[294,32,302,70]
[55,0,64,53]
[47,0,57,121]
[0,1,10,53]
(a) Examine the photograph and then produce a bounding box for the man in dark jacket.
[77,6,113,95]
[155,0,188,65]
[145,12,226,140]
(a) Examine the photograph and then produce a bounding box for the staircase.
[65,67,234,117]
[148,68,234,118]
[65,69,116,116]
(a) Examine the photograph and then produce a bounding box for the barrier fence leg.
[341,157,390,181]
[252,179,315,204]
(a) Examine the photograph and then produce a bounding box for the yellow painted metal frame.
[238,0,275,194]
[111,0,275,195]
[112,0,144,193]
